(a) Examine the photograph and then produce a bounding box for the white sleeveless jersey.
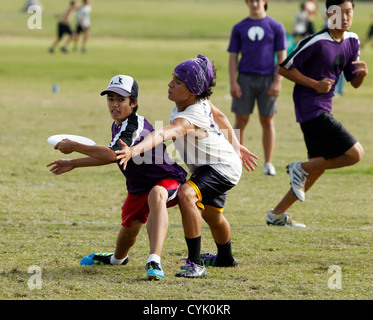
[170,100,242,185]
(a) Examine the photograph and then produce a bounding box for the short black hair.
[129,96,138,113]
[326,0,354,10]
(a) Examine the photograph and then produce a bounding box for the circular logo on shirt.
[332,54,345,74]
[248,26,265,41]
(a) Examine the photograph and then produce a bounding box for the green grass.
[1,0,372,301]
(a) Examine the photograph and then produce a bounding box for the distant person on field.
[22,0,42,12]
[47,75,187,280]
[305,0,317,35]
[228,0,287,176]
[293,2,310,42]
[73,0,92,53]
[49,1,78,54]
[266,0,367,227]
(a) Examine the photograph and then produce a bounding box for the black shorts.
[300,112,357,160]
[76,24,89,34]
[187,166,235,212]
[58,22,73,39]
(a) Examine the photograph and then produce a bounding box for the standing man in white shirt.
[74,0,92,53]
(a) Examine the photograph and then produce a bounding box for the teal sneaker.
[80,253,129,266]
[145,261,164,280]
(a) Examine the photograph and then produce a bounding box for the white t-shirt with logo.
[170,100,242,185]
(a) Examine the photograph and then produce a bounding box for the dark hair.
[196,64,217,101]
[129,96,138,113]
[326,0,354,9]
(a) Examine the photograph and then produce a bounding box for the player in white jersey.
[169,100,242,185]
[73,0,92,53]
[116,55,258,278]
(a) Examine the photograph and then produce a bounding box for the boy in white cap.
[47,75,187,280]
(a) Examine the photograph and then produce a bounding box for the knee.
[177,184,200,212]
[349,142,364,164]
[148,185,168,204]
[235,115,249,128]
[202,209,222,227]
[178,183,195,203]
[259,116,274,130]
[120,225,140,240]
[355,143,364,163]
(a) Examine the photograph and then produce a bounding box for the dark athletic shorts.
[300,112,357,160]
[58,22,73,39]
[187,166,235,212]
[76,24,89,34]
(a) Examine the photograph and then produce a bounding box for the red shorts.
[121,179,181,228]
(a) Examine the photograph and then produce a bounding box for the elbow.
[351,82,360,89]
[278,66,286,77]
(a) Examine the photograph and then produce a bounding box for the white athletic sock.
[110,254,128,265]
[147,254,161,264]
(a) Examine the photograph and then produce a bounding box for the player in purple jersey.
[228,0,287,176]
[266,0,368,227]
[47,75,187,280]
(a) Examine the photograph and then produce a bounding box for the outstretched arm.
[54,139,117,163]
[209,101,258,172]
[47,139,117,175]
[46,156,109,175]
[115,118,195,170]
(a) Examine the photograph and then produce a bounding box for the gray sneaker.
[175,259,207,278]
[287,161,308,202]
[266,210,306,228]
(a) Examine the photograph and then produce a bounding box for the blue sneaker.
[80,253,129,266]
[145,261,164,280]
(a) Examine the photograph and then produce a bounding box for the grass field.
[1,0,372,302]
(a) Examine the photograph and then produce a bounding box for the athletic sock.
[110,254,128,265]
[185,236,202,265]
[215,240,234,266]
[147,254,161,264]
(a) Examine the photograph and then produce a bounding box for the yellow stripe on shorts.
[186,180,205,211]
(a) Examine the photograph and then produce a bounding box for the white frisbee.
[47,134,96,147]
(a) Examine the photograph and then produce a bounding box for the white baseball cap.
[100,75,139,98]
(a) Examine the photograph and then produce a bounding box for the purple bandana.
[174,54,214,95]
